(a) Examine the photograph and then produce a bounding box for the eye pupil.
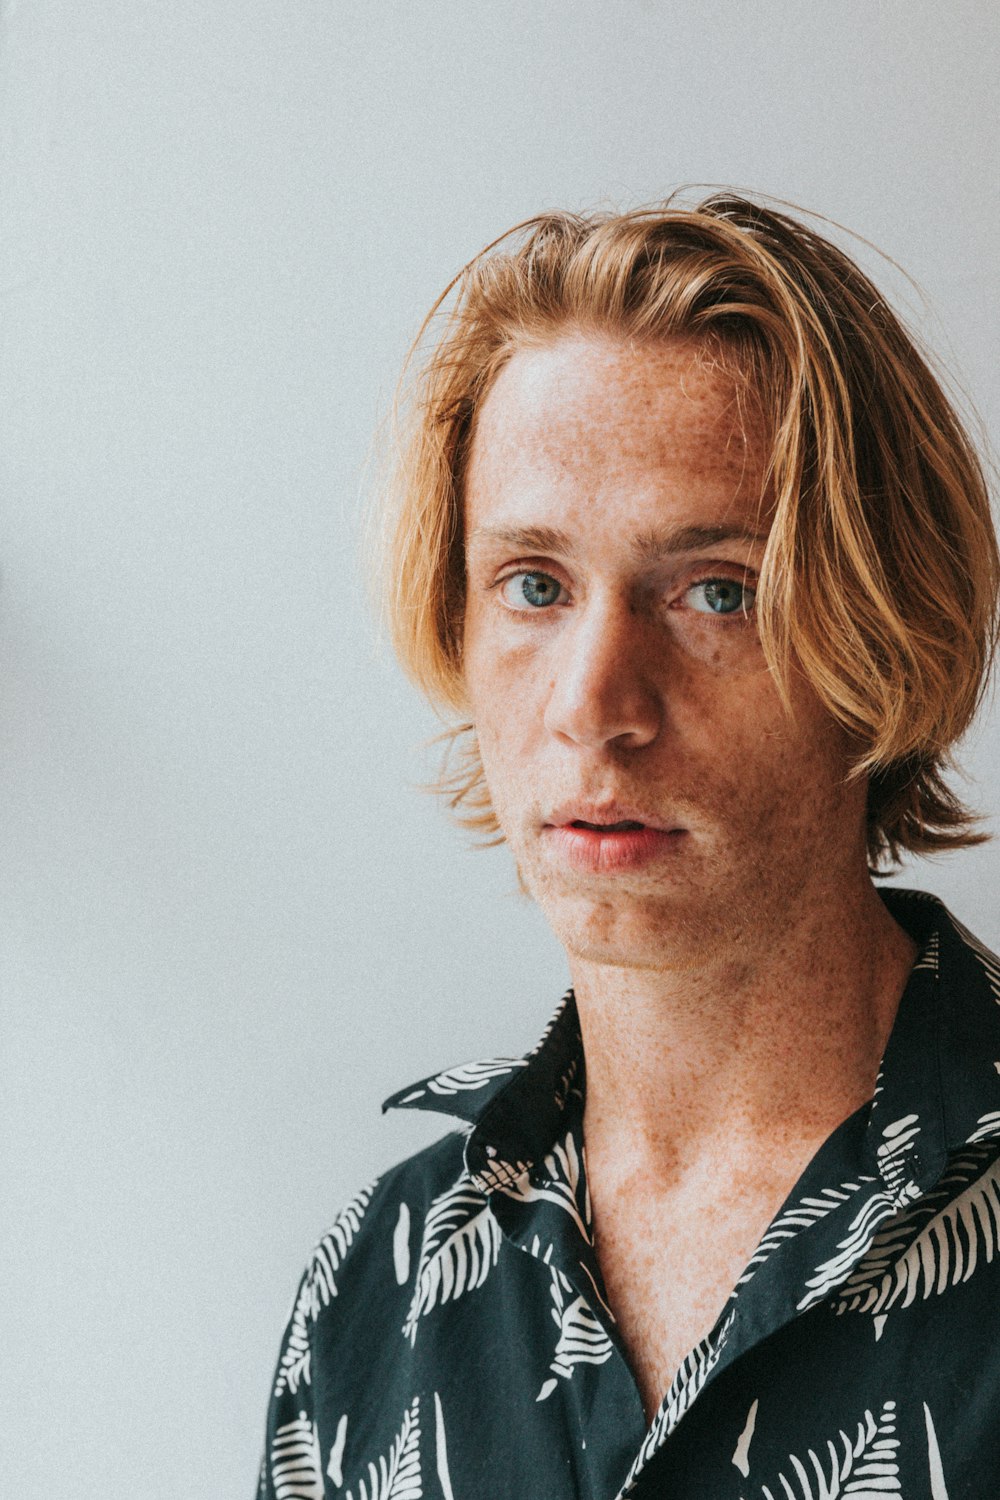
[521,573,561,607]
[703,580,744,613]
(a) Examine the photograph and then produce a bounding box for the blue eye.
[500,572,565,609]
[686,578,756,616]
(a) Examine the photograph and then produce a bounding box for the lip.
[544,801,679,834]
[542,802,687,874]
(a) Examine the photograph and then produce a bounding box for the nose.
[543,595,661,750]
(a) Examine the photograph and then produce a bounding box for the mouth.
[542,805,687,874]
[544,801,680,835]
[569,819,647,833]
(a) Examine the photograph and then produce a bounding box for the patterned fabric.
[257,888,1000,1499]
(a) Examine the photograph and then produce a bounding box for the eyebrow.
[466,521,770,559]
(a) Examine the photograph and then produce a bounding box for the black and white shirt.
[258,888,1000,1499]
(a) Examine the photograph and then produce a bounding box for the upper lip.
[544,801,680,833]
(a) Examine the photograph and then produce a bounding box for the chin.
[533,881,721,968]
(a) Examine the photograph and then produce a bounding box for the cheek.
[473,704,535,805]
[466,664,553,839]
[676,671,850,801]
[473,732,530,848]
[465,626,549,739]
[732,693,859,828]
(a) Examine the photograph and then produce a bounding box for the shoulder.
[270,1128,474,1404]
[300,1127,473,1310]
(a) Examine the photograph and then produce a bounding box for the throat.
[570,886,919,1168]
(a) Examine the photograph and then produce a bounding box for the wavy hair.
[371,193,999,870]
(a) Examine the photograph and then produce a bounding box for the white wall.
[1,3,997,1495]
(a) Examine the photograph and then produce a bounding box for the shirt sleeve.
[256,1259,326,1500]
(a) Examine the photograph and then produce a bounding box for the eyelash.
[495,569,757,618]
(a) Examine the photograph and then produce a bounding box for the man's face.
[461,332,867,971]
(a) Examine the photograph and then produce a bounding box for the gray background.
[1,3,997,1496]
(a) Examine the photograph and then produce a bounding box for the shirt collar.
[383,888,1000,1187]
[382,988,585,1177]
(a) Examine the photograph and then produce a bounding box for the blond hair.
[372,193,999,870]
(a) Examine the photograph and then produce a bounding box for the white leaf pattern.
[312,1181,377,1305]
[289,897,998,1500]
[393,1202,411,1285]
[426,1058,526,1096]
[875,1114,921,1199]
[527,990,574,1055]
[796,1190,906,1313]
[275,1182,377,1396]
[732,1398,759,1477]
[433,1392,455,1500]
[536,1266,613,1399]
[911,929,940,975]
[795,1115,929,1316]
[495,1129,592,1244]
[402,1171,501,1344]
[327,1414,348,1485]
[270,1411,324,1500]
[924,1402,950,1499]
[469,1154,533,1195]
[967,1110,1000,1146]
[619,1310,737,1493]
[273,1281,315,1399]
[660,1308,737,1436]
[345,1397,422,1500]
[757,1399,900,1499]
[732,1180,875,1298]
[833,1149,1000,1317]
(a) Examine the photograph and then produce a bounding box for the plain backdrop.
[1,3,997,1496]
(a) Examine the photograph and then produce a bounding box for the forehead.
[464,332,767,538]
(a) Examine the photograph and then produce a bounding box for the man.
[258,195,1000,1499]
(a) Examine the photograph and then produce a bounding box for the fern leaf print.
[269,1411,324,1500]
[732,1181,875,1299]
[798,1182,916,1314]
[344,1397,422,1500]
[402,1172,501,1344]
[496,1127,593,1244]
[536,1266,613,1400]
[757,1400,900,1499]
[273,1275,315,1400]
[835,1150,1000,1319]
[967,1111,1000,1146]
[274,1181,377,1397]
[620,1311,738,1491]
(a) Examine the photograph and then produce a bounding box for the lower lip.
[545,825,687,873]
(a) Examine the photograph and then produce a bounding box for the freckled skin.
[462,333,918,1420]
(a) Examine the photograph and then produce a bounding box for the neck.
[574,873,918,1187]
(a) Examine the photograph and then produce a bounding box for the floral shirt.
[258,888,1000,1499]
